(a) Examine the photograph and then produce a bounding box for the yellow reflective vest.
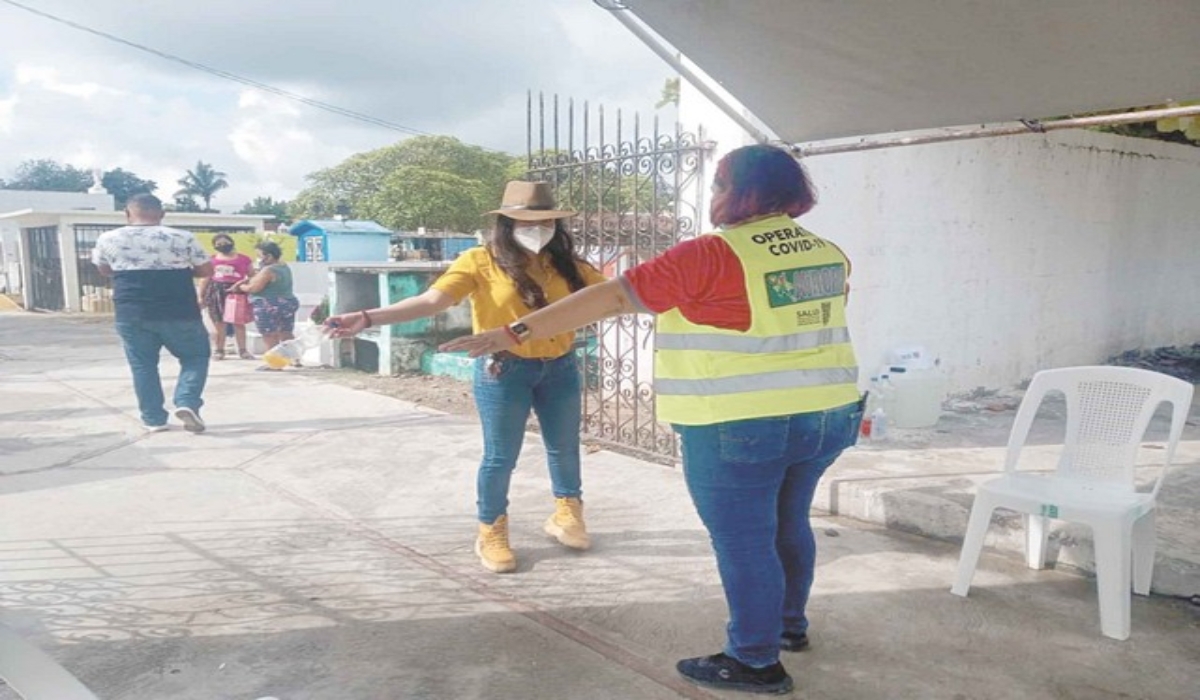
[654,215,859,426]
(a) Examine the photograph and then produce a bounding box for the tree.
[373,168,492,233]
[238,196,290,220]
[175,161,229,211]
[291,136,518,232]
[526,148,675,215]
[171,195,203,212]
[101,168,157,209]
[656,77,680,110]
[1,159,92,191]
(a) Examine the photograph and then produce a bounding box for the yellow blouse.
[431,247,608,359]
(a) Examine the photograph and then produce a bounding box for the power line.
[0,0,433,137]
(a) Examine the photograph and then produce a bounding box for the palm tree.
[175,161,229,211]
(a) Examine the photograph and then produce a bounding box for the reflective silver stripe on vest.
[656,327,851,353]
[655,366,859,396]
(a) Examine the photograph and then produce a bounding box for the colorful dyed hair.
[709,144,816,226]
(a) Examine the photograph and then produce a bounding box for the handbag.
[222,292,253,325]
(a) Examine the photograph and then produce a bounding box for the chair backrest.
[1003,366,1193,495]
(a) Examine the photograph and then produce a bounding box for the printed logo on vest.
[765,264,845,308]
[794,301,835,327]
[795,308,823,326]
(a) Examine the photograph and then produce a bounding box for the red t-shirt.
[211,253,253,284]
[621,233,850,332]
[621,235,752,331]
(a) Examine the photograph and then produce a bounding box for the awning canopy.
[623,0,1200,144]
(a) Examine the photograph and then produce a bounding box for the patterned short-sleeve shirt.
[91,225,209,322]
[92,225,210,272]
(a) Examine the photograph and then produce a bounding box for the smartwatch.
[508,321,533,344]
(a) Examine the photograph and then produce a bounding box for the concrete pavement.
[1,312,1197,700]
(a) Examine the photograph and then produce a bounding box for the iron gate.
[526,94,709,461]
[25,226,64,311]
[74,224,120,299]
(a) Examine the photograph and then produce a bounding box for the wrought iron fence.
[73,224,258,309]
[74,224,121,296]
[526,93,710,461]
[26,226,63,311]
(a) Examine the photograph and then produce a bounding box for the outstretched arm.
[326,288,457,337]
[440,279,636,357]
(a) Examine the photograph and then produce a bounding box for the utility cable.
[0,0,433,136]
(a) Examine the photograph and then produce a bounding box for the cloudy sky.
[0,0,675,211]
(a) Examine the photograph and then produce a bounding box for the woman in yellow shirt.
[326,181,607,574]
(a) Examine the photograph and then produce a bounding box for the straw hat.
[486,181,575,221]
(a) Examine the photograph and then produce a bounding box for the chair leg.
[1024,513,1050,570]
[1132,510,1156,597]
[1092,520,1133,640]
[951,493,995,596]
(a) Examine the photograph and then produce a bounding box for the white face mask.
[513,224,556,253]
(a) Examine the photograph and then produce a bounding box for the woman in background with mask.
[325,181,607,574]
[198,233,254,360]
[230,241,300,368]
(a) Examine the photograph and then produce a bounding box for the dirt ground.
[317,365,1032,456]
[318,344,1200,460]
[323,369,479,418]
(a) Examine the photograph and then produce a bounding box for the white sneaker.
[143,423,169,433]
[174,407,206,433]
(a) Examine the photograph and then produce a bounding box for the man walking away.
[92,193,212,433]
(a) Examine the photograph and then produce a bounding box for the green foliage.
[101,168,157,209]
[291,135,520,233]
[527,149,676,215]
[1092,102,1199,147]
[310,295,330,324]
[172,195,203,212]
[0,160,156,208]
[374,167,495,233]
[1,159,92,191]
[175,161,229,211]
[656,77,680,110]
[239,196,290,220]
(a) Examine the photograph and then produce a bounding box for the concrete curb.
[819,442,1200,599]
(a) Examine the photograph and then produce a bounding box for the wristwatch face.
[509,322,532,340]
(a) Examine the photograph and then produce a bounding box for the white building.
[0,189,115,296]
[0,208,269,312]
[679,81,1200,393]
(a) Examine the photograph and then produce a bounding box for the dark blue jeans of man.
[115,319,210,427]
[472,353,582,524]
[675,400,863,668]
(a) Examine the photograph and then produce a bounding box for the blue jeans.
[675,400,863,667]
[115,319,211,426]
[473,353,583,524]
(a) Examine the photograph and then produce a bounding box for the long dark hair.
[488,217,589,309]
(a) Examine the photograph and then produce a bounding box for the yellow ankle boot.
[544,497,590,550]
[476,514,517,573]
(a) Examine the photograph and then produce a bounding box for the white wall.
[803,131,1200,391]
[289,262,332,321]
[0,210,268,311]
[0,226,20,294]
[0,190,114,212]
[681,87,1200,392]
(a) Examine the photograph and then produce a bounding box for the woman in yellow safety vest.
[442,144,863,695]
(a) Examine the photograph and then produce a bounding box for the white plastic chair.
[950,366,1193,640]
